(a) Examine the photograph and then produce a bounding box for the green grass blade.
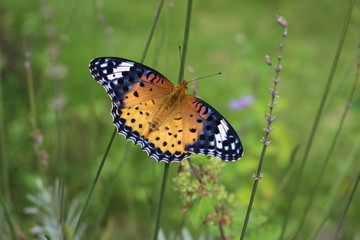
[77,0,167,235]
[177,0,193,84]
[334,171,360,239]
[279,1,356,238]
[75,128,117,233]
[153,163,170,240]
[293,22,360,238]
[0,197,18,240]
[140,0,166,64]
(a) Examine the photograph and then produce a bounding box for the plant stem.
[266,145,300,215]
[310,171,355,240]
[178,0,193,84]
[293,18,359,238]
[76,0,166,235]
[75,128,117,233]
[141,0,165,63]
[153,163,170,240]
[279,1,356,239]
[334,171,360,239]
[0,59,10,206]
[0,196,18,240]
[240,16,287,240]
[218,223,226,240]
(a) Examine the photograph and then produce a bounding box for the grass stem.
[153,163,170,240]
[0,197,18,240]
[334,171,360,239]
[77,0,166,235]
[75,128,117,233]
[0,60,10,205]
[140,0,165,64]
[310,137,360,239]
[293,18,359,238]
[279,1,356,238]
[240,16,287,240]
[178,0,193,83]
[266,145,300,215]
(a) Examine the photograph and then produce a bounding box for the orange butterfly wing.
[183,96,243,161]
[90,57,243,162]
[90,57,191,162]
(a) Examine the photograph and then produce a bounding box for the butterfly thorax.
[149,81,188,132]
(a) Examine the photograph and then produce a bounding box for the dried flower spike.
[277,15,288,28]
[265,55,272,66]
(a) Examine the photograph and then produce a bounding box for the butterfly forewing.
[90,57,174,108]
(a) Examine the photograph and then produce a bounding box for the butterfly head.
[174,80,188,93]
[179,80,188,88]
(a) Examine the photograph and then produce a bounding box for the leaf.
[43,234,52,240]
[188,197,216,226]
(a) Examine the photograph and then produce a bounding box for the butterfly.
[89,57,243,163]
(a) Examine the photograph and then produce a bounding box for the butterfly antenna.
[188,72,222,83]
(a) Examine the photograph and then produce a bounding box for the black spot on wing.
[111,104,191,162]
[89,57,169,108]
[185,98,243,161]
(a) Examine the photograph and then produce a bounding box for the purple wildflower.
[229,95,255,111]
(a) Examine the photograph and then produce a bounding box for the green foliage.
[173,157,266,238]
[188,197,215,226]
[0,0,359,239]
[24,179,86,240]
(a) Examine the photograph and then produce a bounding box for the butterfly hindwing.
[111,101,191,162]
[183,96,243,161]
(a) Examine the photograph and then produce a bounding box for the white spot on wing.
[214,133,223,148]
[107,61,134,80]
[219,119,229,136]
[214,119,230,149]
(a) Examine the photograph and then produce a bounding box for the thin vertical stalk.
[76,0,166,234]
[293,23,359,239]
[153,0,193,239]
[153,164,170,240]
[91,147,130,239]
[0,61,10,205]
[279,1,356,238]
[75,128,116,233]
[309,166,356,240]
[217,217,226,240]
[0,197,18,240]
[178,0,193,84]
[266,145,300,215]
[187,158,226,239]
[240,16,288,240]
[141,0,166,63]
[334,171,360,239]
[24,52,37,130]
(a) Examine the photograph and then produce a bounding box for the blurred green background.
[0,0,359,239]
